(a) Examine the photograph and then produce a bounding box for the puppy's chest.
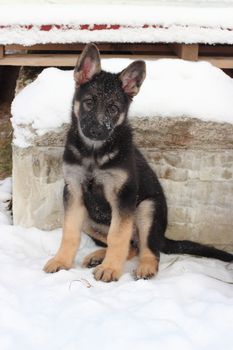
[84,157,109,184]
[64,155,128,224]
[82,163,105,195]
[64,154,127,200]
[64,157,112,192]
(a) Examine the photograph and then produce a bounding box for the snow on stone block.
[11,59,233,147]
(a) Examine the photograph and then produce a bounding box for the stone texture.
[145,149,233,250]
[28,116,233,150]
[13,116,233,251]
[13,146,64,230]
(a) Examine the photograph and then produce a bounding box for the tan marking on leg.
[82,217,137,260]
[83,226,137,261]
[82,248,106,268]
[93,214,133,282]
[135,247,158,280]
[44,194,86,273]
[135,200,158,279]
[82,221,108,245]
[92,170,133,282]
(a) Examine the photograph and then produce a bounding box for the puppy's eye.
[83,99,94,110]
[108,105,119,116]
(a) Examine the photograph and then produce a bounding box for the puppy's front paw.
[43,258,71,273]
[93,264,122,282]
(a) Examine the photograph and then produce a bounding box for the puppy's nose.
[90,128,101,138]
[90,127,107,139]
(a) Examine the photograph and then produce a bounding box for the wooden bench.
[1,42,233,68]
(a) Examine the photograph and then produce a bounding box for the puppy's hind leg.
[135,199,159,280]
[82,245,138,269]
[82,248,106,268]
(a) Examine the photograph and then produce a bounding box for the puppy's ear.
[119,60,146,97]
[74,43,101,85]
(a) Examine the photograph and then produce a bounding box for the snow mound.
[0,177,12,225]
[11,58,233,147]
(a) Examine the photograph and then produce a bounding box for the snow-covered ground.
[11,58,233,147]
[0,178,233,350]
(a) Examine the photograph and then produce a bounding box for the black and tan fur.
[44,43,233,282]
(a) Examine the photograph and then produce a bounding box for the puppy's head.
[73,43,146,142]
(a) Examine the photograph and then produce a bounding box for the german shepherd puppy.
[44,43,233,282]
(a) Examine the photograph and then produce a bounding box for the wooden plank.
[6,44,85,52]
[6,43,172,53]
[0,45,4,58]
[171,44,199,61]
[1,52,233,68]
[0,53,176,66]
[199,44,233,56]
[200,56,233,69]
[109,43,171,53]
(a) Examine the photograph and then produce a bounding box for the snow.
[2,24,233,46]
[0,4,233,28]
[0,177,233,350]
[1,3,233,44]
[11,58,233,147]
[0,3,233,28]
[0,177,12,225]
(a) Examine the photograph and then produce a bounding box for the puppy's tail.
[161,238,233,262]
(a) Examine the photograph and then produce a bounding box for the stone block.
[12,117,233,250]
